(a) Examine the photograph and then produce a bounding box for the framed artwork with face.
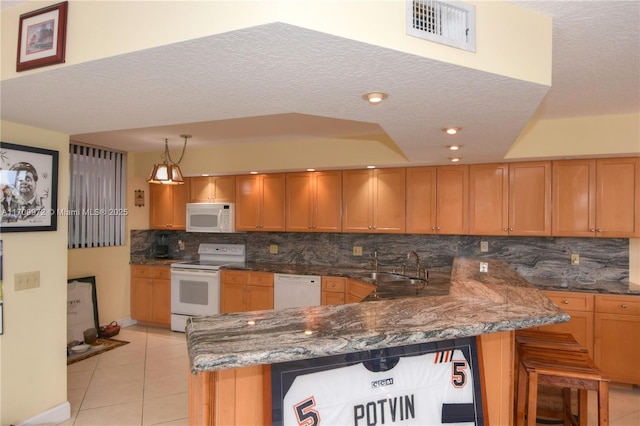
[0,142,59,232]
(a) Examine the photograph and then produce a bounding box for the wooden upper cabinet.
[235,173,285,231]
[149,180,190,230]
[188,176,236,203]
[406,166,468,234]
[286,171,342,232]
[469,162,550,236]
[342,168,405,233]
[596,158,640,237]
[508,161,551,236]
[469,164,508,235]
[552,159,597,237]
[553,158,639,237]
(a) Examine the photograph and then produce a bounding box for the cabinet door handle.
[436,227,441,231]
[503,228,508,232]
[509,227,514,231]
[597,228,603,233]
[431,226,436,231]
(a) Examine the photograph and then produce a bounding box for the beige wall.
[1,1,551,86]
[0,121,69,425]
[507,113,640,160]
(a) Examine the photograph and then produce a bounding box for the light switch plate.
[480,241,489,253]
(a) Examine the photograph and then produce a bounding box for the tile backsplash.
[131,230,629,282]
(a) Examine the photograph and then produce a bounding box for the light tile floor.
[61,325,189,426]
[60,325,640,425]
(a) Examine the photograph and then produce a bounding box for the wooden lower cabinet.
[130,265,171,326]
[479,331,515,426]
[321,276,346,305]
[190,365,270,426]
[594,294,640,385]
[346,278,376,303]
[539,291,594,356]
[221,270,274,313]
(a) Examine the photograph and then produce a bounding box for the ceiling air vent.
[407,0,476,52]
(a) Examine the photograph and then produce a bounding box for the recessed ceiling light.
[307,168,315,172]
[444,127,461,135]
[250,171,258,175]
[448,145,462,151]
[367,165,376,169]
[449,157,462,163]
[363,92,388,105]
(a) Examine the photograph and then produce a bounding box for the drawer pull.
[563,300,569,304]
[621,304,628,309]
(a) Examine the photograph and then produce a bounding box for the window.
[68,144,126,248]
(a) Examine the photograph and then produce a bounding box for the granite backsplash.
[131,230,629,282]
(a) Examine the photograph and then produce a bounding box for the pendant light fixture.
[147,134,190,185]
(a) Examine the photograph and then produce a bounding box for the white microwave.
[186,203,235,233]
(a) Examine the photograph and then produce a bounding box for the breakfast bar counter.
[186,257,567,372]
[186,257,569,425]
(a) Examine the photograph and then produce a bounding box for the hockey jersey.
[282,349,477,426]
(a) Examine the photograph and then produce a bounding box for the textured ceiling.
[1,1,639,171]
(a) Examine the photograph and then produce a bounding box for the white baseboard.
[15,401,70,426]
[101,316,136,328]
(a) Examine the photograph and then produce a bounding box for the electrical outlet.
[353,246,363,256]
[178,240,185,250]
[571,253,580,266]
[479,262,488,273]
[269,244,279,254]
[480,241,489,253]
[15,271,40,291]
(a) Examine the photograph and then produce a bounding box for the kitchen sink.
[354,271,409,282]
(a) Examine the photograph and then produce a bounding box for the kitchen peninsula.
[186,257,569,425]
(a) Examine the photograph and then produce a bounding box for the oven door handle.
[171,269,220,277]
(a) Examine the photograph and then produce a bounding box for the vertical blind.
[68,144,126,248]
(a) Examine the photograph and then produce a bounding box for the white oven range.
[170,243,246,332]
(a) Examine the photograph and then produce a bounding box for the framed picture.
[0,142,59,232]
[16,1,68,72]
[271,337,486,425]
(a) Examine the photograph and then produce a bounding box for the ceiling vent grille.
[407,0,476,52]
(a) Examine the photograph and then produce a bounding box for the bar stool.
[514,330,589,424]
[515,336,610,426]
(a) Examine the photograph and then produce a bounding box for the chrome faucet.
[372,250,379,273]
[406,250,420,277]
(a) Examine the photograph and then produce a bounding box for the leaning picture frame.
[16,1,68,72]
[0,142,59,232]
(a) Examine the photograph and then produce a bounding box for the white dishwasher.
[274,273,322,309]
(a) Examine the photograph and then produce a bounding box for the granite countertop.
[185,257,570,373]
[131,258,640,295]
[524,276,640,295]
